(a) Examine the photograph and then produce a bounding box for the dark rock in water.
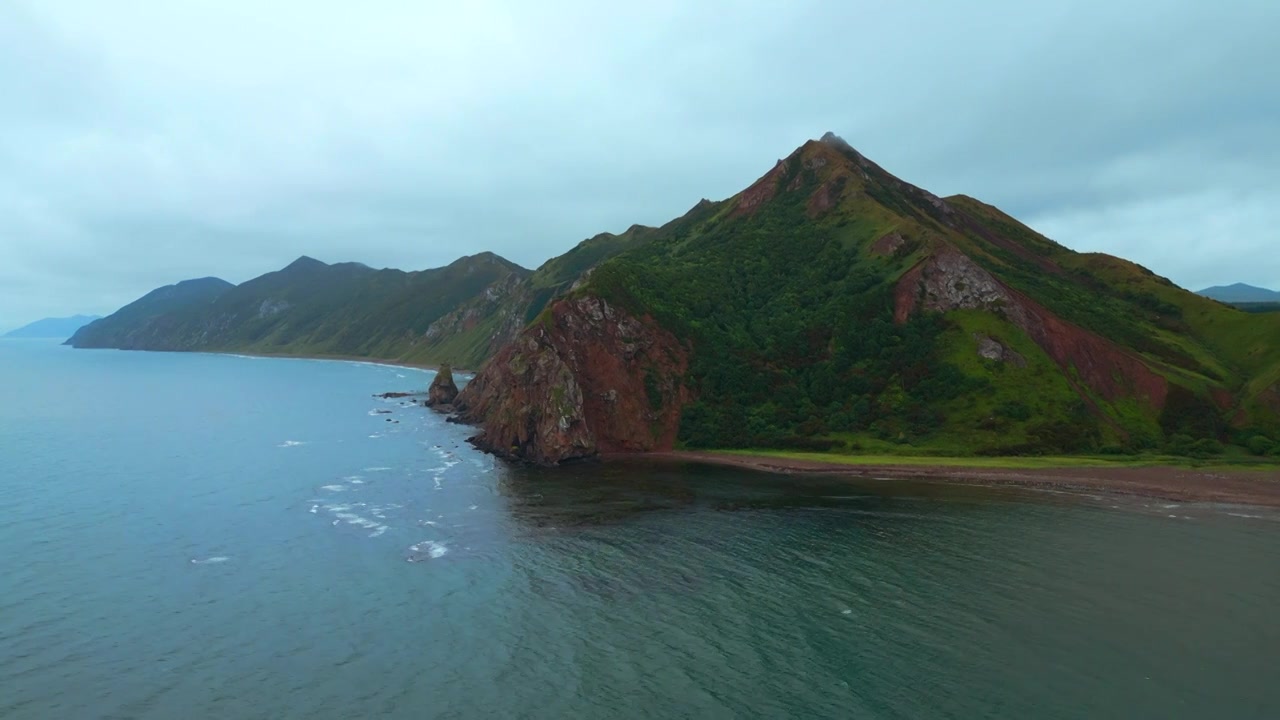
[375,391,414,399]
[374,409,393,414]
[425,364,459,409]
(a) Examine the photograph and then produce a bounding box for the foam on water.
[278,440,307,447]
[407,540,449,561]
[190,556,230,564]
[320,485,347,492]
[364,467,393,472]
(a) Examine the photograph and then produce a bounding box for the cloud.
[1,0,1277,326]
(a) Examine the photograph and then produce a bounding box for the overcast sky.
[2,0,1277,328]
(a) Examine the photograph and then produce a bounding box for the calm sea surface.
[2,339,1278,719]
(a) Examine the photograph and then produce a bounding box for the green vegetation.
[578,138,1280,457]
[589,148,986,451]
[67,277,233,348]
[715,448,1280,471]
[1233,302,1280,313]
[70,254,529,368]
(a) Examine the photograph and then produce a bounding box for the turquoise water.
[2,339,1278,719]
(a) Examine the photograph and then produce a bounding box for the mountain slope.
[410,206,720,368]
[70,254,530,365]
[5,315,101,339]
[1198,283,1280,303]
[455,134,1280,464]
[69,278,234,348]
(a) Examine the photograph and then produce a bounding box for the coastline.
[195,348,472,374]
[637,451,1280,507]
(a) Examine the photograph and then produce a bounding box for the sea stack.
[426,364,459,410]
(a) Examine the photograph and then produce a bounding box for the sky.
[2,0,1278,328]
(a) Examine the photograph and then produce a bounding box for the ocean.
[2,339,1277,719]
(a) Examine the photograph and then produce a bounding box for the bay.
[1,339,1277,719]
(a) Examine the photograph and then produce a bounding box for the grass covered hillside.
[69,277,234,349]
[70,254,529,366]
[457,133,1280,463]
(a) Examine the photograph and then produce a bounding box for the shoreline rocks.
[425,364,459,411]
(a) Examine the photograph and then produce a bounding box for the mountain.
[4,314,101,339]
[68,278,234,348]
[69,255,529,365]
[1198,283,1280,303]
[413,222,680,368]
[453,133,1280,464]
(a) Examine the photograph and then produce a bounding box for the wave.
[320,485,347,492]
[190,556,230,564]
[278,440,307,448]
[407,540,448,561]
[339,359,430,373]
[364,467,393,472]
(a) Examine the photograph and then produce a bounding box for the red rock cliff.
[452,296,690,465]
[895,246,1168,408]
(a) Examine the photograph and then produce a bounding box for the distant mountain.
[3,314,101,339]
[452,132,1280,464]
[1198,283,1280,303]
[69,255,529,365]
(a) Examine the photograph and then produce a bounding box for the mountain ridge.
[69,255,529,364]
[4,314,101,339]
[1198,283,1280,303]
[68,133,1280,462]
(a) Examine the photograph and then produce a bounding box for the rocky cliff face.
[895,246,1169,408]
[419,273,532,367]
[452,296,689,465]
